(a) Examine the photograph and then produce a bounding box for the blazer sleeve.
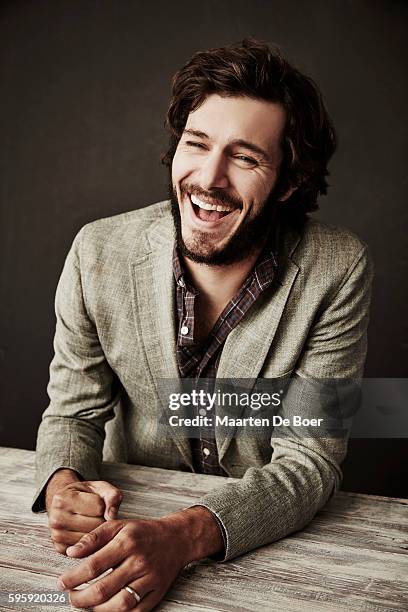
[32,228,118,512]
[195,244,373,561]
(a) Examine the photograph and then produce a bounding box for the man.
[33,39,372,611]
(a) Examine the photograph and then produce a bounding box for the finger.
[53,489,105,517]
[91,579,154,612]
[67,563,150,610]
[49,509,104,532]
[87,481,123,520]
[59,523,125,589]
[50,529,86,546]
[65,520,124,559]
[52,542,68,555]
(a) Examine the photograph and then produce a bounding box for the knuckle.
[103,480,122,495]
[64,483,78,495]
[116,533,133,556]
[48,515,62,530]
[83,531,98,546]
[85,556,101,576]
[51,494,65,509]
[113,488,123,500]
[119,592,134,611]
[130,556,147,576]
[92,579,109,603]
[71,489,82,501]
[123,522,138,537]
[50,529,63,543]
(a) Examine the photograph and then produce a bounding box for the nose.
[197,149,229,190]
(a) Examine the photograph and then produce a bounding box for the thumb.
[87,480,123,520]
[65,520,122,560]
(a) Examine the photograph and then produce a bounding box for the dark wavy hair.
[162,38,336,224]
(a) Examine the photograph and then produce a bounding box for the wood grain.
[0,448,407,611]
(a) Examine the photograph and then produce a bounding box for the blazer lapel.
[216,263,300,379]
[215,223,301,462]
[130,214,193,468]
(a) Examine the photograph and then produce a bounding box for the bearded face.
[170,95,291,266]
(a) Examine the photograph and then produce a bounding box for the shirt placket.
[173,245,277,477]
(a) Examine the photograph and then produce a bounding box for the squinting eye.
[185,141,206,149]
[235,155,257,165]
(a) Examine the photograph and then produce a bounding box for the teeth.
[190,193,233,212]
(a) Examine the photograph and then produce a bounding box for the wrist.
[161,506,224,565]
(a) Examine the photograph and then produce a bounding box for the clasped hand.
[46,475,222,609]
[58,516,188,611]
[47,479,122,554]
[46,476,196,610]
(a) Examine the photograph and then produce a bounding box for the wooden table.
[0,448,407,611]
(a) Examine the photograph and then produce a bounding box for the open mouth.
[189,193,240,223]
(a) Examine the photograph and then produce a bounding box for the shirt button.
[180,325,189,336]
[203,447,210,457]
[199,408,207,416]
[178,279,185,288]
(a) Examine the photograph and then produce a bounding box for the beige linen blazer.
[33,200,373,561]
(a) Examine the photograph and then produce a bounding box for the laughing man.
[33,39,372,611]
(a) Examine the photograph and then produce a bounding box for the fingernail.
[66,543,82,555]
[57,579,66,591]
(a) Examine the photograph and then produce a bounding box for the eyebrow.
[183,129,271,162]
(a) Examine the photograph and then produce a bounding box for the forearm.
[195,436,346,561]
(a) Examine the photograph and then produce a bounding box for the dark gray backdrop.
[1,0,407,497]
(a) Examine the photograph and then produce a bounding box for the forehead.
[185,94,286,154]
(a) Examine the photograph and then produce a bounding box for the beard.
[169,180,280,266]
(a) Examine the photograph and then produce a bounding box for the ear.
[278,185,297,202]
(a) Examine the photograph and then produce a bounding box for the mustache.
[179,182,243,210]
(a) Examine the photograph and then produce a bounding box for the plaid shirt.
[173,242,277,476]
